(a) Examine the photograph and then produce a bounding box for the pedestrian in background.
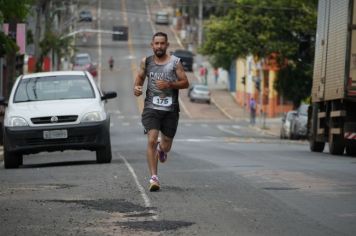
[109,56,114,71]
[204,67,208,85]
[249,97,256,125]
[199,65,205,83]
[213,67,219,84]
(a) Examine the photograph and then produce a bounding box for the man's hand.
[134,86,143,96]
[156,80,170,90]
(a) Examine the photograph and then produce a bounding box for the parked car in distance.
[79,10,92,22]
[290,104,309,139]
[0,71,117,169]
[188,84,211,104]
[155,11,169,25]
[112,25,129,41]
[172,49,194,72]
[72,53,97,77]
[280,110,297,139]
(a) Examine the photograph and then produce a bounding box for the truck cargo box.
[312,0,356,102]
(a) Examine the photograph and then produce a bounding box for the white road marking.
[217,125,241,136]
[232,125,241,130]
[119,153,158,220]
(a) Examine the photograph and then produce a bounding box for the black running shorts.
[141,108,179,138]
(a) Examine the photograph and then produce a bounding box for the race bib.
[153,96,172,107]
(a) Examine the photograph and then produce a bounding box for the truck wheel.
[310,139,325,152]
[345,141,356,157]
[328,133,345,155]
[96,135,112,163]
[4,149,22,169]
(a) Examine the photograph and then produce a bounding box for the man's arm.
[134,57,146,96]
[156,62,189,90]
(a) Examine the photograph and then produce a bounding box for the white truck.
[309,0,356,155]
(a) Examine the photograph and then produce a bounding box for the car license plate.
[43,130,68,139]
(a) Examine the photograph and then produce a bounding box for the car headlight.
[7,116,29,127]
[81,111,105,122]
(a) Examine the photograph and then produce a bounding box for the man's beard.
[154,49,166,58]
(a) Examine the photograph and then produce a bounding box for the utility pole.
[198,0,203,46]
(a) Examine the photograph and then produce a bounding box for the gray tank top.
[144,55,180,112]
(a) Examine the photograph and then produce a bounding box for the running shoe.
[149,176,160,192]
[156,143,168,163]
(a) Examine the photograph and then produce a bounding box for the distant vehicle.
[72,53,97,77]
[291,104,309,139]
[79,10,92,22]
[173,49,194,72]
[112,26,128,41]
[155,11,169,25]
[280,110,297,139]
[0,71,117,169]
[189,84,211,104]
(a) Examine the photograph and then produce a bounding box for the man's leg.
[159,133,173,153]
[146,129,159,176]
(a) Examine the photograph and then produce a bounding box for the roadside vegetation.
[200,0,318,107]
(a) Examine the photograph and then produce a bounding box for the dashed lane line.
[119,153,158,220]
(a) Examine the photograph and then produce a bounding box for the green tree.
[34,0,75,71]
[200,0,317,107]
[0,0,33,97]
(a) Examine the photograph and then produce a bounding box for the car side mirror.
[102,91,117,100]
[0,96,8,106]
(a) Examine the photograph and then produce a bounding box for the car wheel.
[207,100,211,104]
[96,134,112,163]
[4,149,22,169]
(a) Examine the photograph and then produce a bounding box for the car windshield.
[195,85,209,91]
[299,105,309,116]
[174,50,193,58]
[13,75,95,102]
[286,112,295,120]
[75,56,90,65]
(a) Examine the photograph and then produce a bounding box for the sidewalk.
[192,55,282,137]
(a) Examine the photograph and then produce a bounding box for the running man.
[133,32,189,191]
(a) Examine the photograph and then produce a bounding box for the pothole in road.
[44,199,151,213]
[116,220,194,232]
[40,199,195,232]
[5,183,75,192]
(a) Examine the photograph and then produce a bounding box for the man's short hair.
[152,32,168,42]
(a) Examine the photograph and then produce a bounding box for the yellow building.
[234,54,293,117]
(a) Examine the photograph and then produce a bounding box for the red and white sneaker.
[149,175,160,192]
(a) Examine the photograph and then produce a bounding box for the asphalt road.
[0,0,356,235]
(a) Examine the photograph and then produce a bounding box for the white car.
[280,110,297,139]
[0,71,117,169]
[189,84,211,104]
[155,11,169,25]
